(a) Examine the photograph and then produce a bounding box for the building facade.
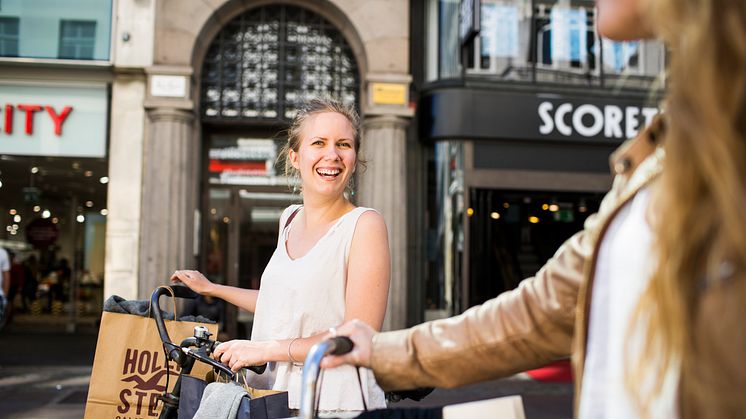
[106,0,413,335]
[411,0,665,318]
[0,0,113,326]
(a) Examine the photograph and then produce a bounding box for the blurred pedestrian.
[324,1,746,418]
[21,254,39,313]
[6,252,26,324]
[0,247,9,326]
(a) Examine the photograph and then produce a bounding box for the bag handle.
[147,285,178,320]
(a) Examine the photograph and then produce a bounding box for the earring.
[345,176,355,197]
[291,170,301,193]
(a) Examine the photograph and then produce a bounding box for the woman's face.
[596,0,654,41]
[289,111,357,199]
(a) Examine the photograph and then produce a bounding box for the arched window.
[201,5,360,122]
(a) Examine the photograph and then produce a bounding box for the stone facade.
[105,0,413,330]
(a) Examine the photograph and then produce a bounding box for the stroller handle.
[299,336,354,419]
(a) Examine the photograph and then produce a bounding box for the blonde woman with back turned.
[323,0,746,418]
[173,97,390,415]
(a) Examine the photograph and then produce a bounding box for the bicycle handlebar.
[299,336,354,419]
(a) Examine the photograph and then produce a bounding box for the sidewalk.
[0,316,573,419]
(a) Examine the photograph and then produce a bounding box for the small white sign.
[150,75,187,98]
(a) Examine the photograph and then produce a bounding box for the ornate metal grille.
[201,5,360,123]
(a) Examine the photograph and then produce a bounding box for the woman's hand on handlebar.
[214,340,272,372]
[320,319,375,369]
[171,270,215,296]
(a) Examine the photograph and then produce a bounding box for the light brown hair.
[626,0,746,417]
[278,97,365,192]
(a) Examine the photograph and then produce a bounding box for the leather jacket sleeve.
[370,186,621,391]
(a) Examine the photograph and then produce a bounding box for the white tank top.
[250,204,386,412]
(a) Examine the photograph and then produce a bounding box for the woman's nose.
[323,144,341,160]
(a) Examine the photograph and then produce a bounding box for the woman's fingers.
[170,270,212,294]
[214,340,262,372]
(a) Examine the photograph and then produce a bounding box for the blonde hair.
[278,97,365,191]
[626,0,746,417]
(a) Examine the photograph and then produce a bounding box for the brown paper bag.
[84,310,218,418]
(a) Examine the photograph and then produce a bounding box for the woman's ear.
[289,149,300,170]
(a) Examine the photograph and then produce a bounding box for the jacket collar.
[609,114,666,177]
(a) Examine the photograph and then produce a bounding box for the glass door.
[203,133,300,338]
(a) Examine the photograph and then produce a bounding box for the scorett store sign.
[423,89,660,143]
[0,83,108,157]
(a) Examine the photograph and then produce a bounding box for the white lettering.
[642,107,659,126]
[604,106,624,138]
[537,101,659,139]
[538,102,554,135]
[555,103,573,136]
[572,104,604,137]
[625,107,640,138]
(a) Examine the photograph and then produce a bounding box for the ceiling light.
[33,206,41,212]
[490,212,500,220]
[9,209,16,215]
[42,210,51,219]
[100,176,109,184]
[84,170,93,177]
[13,215,20,223]
[52,217,59,224]
[76,215,85,223]
[529,216,540,224]
[466,208,474,217]
[31,166,39,174]
[85,201,94,207]
[100,209,109,216]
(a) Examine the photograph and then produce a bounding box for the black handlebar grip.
[170,285,198,299]
[248,364,267,374]
[328,336,354,355]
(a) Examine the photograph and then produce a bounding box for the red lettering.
[118,389,131,414]
[134,391,147,416]
[45,105,72,136]
[3,104,12,134]
[123,348,138,375]
[17,104,42,135]
[148,392,160,416]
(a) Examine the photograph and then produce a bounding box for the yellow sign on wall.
[371,83,407,106]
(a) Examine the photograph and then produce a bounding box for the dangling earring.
[346,176,355,198]
[291,170,301,194]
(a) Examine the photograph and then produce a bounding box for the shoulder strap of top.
[284,206,301,230]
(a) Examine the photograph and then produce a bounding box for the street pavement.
[0,315,573,419]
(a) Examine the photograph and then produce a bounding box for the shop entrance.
[201,132,299,338]
[467,188,603,307]
[0,155,108,330]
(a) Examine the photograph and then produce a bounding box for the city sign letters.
[1,104,73,136]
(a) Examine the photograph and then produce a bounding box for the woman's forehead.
[301,112,356,139]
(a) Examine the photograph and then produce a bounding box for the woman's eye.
[338,142,352,148]
[311,140,324,146]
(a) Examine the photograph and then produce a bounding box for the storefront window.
[426,141,464,317]
[425,0,665,89]
[0,0,111,61]
[0,82,109,324]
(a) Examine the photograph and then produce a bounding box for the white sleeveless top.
[250,204,386,412]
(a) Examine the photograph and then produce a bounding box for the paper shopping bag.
[84,310,218,418]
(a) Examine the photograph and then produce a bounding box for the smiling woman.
[172,97,391,414]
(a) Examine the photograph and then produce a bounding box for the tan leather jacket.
[369,120,746,418]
